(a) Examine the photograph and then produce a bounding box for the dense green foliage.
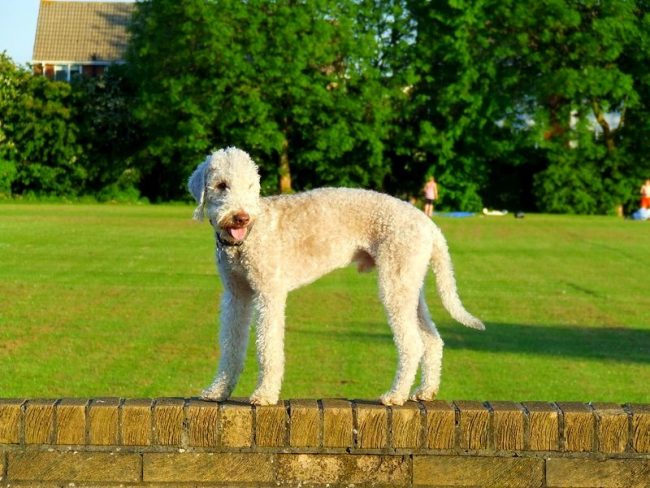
[2,0,650,212]
[0,54,83,196]
[126,0,393,199]
[1,204,648,401]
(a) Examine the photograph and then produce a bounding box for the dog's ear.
[188,157,211,221]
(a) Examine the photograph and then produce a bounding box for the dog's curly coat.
[189,147,484,406]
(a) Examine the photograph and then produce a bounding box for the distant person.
[640,179,650,209]
[423,176,438,217]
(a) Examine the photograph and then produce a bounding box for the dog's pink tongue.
[229,227,248,241]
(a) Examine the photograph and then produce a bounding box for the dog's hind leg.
[378,272,424,406]
[410,291,444,401]
[202,286,254,401]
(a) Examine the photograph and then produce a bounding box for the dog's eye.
[216,182,228,191]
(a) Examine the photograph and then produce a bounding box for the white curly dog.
[189,147,484,406]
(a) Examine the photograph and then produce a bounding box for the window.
[52,64,83,82]
[53,65,68,81]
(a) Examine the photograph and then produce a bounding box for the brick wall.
[0,398,648,487]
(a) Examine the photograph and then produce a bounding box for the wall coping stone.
[0,398,648,487]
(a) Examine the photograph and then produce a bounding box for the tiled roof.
[32,1,135,63]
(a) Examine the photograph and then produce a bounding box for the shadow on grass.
[441,323,650,365]
[300,322,650,365]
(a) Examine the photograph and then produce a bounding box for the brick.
[421,400,455,449]
[321,399,353,448]
[24,399,56,444]
[558,402,595,452]
[121,398,152,446]
[392,401,422,449]
[546,458,650,488]
[630,404,650,453]
[524,402,559,451]
[0,399,24,444]
[187,399,219,448]
[355,401,388,449]
[490,401,525,451]
[55,398,87,445]
[8,451,141,482]
[256,402,287,447]
[143,453,274,483]
[592,403,628,453]
[278,453,410,486]
[414,455,544,487]
[152,398,185,446]
[455,401,490,450]
[88,398,120,445]
[289,399,320,448]
[220,400,253,448]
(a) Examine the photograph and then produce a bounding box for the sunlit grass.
[0,204,648,402]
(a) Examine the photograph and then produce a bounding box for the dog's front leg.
[201,287,253,402]
[249,291,287,405]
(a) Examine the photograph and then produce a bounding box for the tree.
[396,0,650,214]
[127,0,393,199]
[0,53,84,197]
[71,66,143,201]
[0,53,21,195]
[492,0,648,214]
[395,1,513,210]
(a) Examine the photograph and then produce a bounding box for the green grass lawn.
[0,203,648,402]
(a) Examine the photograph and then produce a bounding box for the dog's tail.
[430,227,485,330]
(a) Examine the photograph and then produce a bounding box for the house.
[32,0,135,81]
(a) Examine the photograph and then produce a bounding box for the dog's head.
[188,147,261,244]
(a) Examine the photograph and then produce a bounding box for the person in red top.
[423,176,438,217]
[641,179,650,209]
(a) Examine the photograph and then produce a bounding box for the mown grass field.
[0,203,648,402]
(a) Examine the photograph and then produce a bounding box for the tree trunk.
[592,100,616,153]
[278,136,292,193]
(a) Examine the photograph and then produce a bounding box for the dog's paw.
[379,392,407,406]
[200,387,230,402]
[249,392,279,406]
[409,387,437,402]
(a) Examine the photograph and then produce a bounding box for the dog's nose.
[232,212,250,227]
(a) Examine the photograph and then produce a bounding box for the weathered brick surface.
[455,401,490,450]
[0,399,24,444]
[278,453,410,486]
[392,402,422,449]
[143,453,274,483]
[546,458,650,488]
[24,399,56,444]
[490,401,525,451]
[121,398,152,446]
[414,455,545,487]
[321,399,353,448]
[524,402,559,451]
[422,400,456,449]
[187,399,219,448]
[55,398,87,445]
[289,399,320,448]
[152,398,185,446]
[256,402,287,447]
[631,404,650,453]
[88,398,120,445]
[355,401,388,449]
[593,403,628,453]
[219,400,253,448]
[8,451,141,482]
[558,402,595,452]
[2,398,649,487]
